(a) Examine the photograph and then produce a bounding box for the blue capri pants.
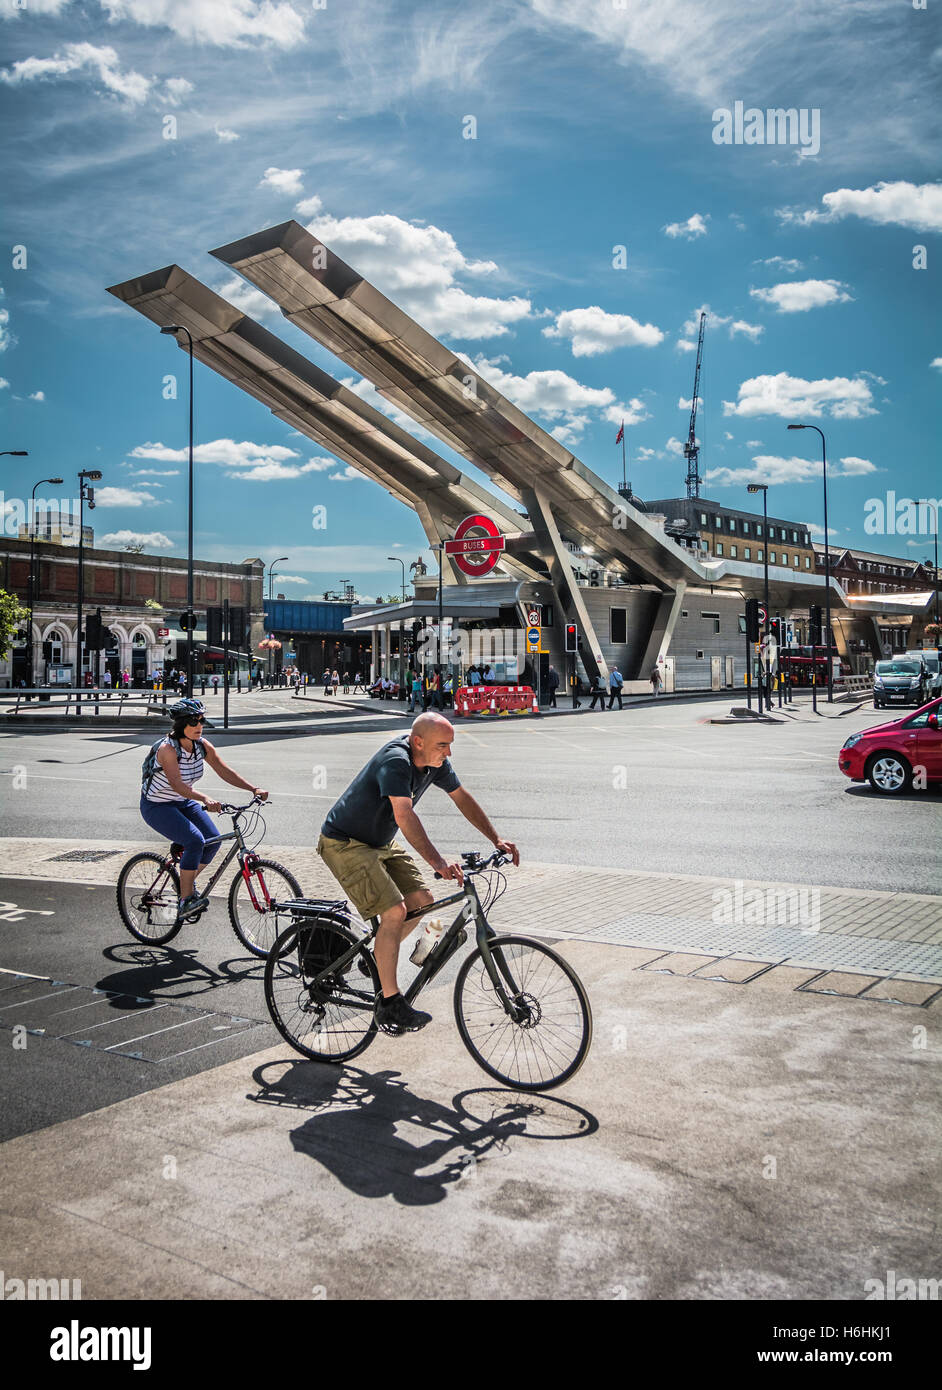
[140,797,222,872]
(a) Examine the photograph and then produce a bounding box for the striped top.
[146,737,205,804]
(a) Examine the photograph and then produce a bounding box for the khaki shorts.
[316,833,427,921]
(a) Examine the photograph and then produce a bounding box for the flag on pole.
[615,421,624,445]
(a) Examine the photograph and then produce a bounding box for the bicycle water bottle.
[410,917,444,965]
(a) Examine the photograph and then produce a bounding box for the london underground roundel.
[443,514,505,577]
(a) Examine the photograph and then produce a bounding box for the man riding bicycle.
[317,711,519,1034]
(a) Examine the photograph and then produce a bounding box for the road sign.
[526,607,541,628]
[526,625,540,649]
[157,627,169,638]
[757,603,768,626]
[444,514,505,577]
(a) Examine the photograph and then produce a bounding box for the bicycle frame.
[159,810,270,908]
[279,867,527,1020]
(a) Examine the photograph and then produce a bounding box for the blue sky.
[1,0,940,598]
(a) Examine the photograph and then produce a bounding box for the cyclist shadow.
[247,1060,597,1206]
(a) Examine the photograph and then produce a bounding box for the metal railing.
[0,687,167,717]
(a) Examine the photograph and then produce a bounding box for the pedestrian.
[588,672,607,711]
[650,664,662,697]
[178,671,187,694]
[484,663,496,684]
[409,669,422,713]
[432,666,443,711]
[102,669,112,698]
[468,665,481,689]
[608,665,624,710]
[353,672,365,694]
[571,670,581,709]
[331,668,340,696]
[343,670,350,694]
[443,673,453,709]
[546,664,559,709]
[323,670,331,696]
[211,674,220,696]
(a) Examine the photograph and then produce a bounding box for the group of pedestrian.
[544,663,662,707]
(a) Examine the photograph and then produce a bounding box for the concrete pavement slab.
[0,939,938,1301]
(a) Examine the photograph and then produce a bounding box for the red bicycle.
[116,796,301,956]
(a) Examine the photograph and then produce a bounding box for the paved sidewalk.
[0,939,937,1299]
[2,837,940,992]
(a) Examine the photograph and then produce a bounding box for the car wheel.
[873,699,882,709]
[865,752,912,795]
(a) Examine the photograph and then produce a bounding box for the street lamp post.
[918,500,940,629]
[747,482,771,709]
[160,325,195,695]
[27,474,64,688]
[266,556,288,682]
[388,558,407,690]
[788,423,832,701]
[388,556,406,602]
[75,469,103,706]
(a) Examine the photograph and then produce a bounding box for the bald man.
[317,713,519,1035]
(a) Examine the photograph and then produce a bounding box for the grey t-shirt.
[321,734,461,848]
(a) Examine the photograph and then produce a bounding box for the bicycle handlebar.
[214,794,267,815]
[434,849,512,879]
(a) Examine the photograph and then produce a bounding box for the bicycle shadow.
[246,1059,598,1206]
[95,943,266,1007]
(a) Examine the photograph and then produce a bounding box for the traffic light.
[770,618,782,645]
[565,622,578,654]
[85,608,104,650]
[42,640,53,662]
[229,606,247,648]
[206,607,224,647]
[178,611,195,632]
[809,604,822,642]
[745,598,760,643]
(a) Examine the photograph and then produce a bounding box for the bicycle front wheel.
[228,858,303,957]
[264,918,380,1062]
[116,851,182,946]
[454,935,592,1092]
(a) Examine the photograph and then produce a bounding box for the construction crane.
[684,311,706,498]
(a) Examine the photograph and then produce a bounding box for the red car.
[839,697,942,794]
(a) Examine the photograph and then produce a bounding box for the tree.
[0,588,29,661]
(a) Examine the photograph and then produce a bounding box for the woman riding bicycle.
[140,697,268,919]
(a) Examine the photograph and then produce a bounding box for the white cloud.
[635,446,661,461]
[745,439,762,448]
[665,436,685,455]
[777,181,942,235]
[724,431,733,441]
[705,454,877,487]
[722,373,877,420]
[465,354,648,438]
[543,305,664,356]
[931,358,942,372]
[678,396,703,411]
[329,466,367,482]
[295,195,323,218]
[271,574,307,584]
[729,320,764,341]
[99,529,173,549]
[664,213,709,240]
[125,467,180,476]
[807,524,840,539]
[0,378,8,390]
[755,256,804,273]
[95,486,166,507]
[99,0,307,48]
[215,126,240,142]
[131,438,301,466]
[304,212,532,341]
[28,390,45,401]
[0,42,154,103]
[233,460,333,481]
[162,76,193,106]
[260,166,304,196]
[750,279,853,313]
[676,339,696,353]
[340,376,437,440]
[212,276,280,318]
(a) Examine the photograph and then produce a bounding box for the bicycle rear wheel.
[228,858,303,958]
[116,851,182,946]
[264,918,380,1062]
[453,935,592,1092]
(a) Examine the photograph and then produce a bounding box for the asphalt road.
[1,695,940,894]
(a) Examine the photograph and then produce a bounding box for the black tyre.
[866,751,912,795]
[116,851,182,946]
[264,918,380,1062]
[453,935,592,1092]
[228,858,303,957]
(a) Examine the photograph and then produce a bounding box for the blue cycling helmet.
[169,697,205,723]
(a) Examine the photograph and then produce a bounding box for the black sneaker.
[375,993,432,1035]
[178,893,209,922]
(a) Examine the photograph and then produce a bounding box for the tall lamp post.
[266,556,288,681]
[27,474,63,688]
[747,482,771,709]
[159,325,195,695]
[388,555,406,602]
[388,558,407,689]
[75,469,103,701]
[918,500,940,630]
[788,423,832,701]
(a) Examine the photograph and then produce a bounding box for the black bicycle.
[116,796,302,956]
[262,849,592,1092]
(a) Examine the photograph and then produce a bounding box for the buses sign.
[443,514,505,577]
